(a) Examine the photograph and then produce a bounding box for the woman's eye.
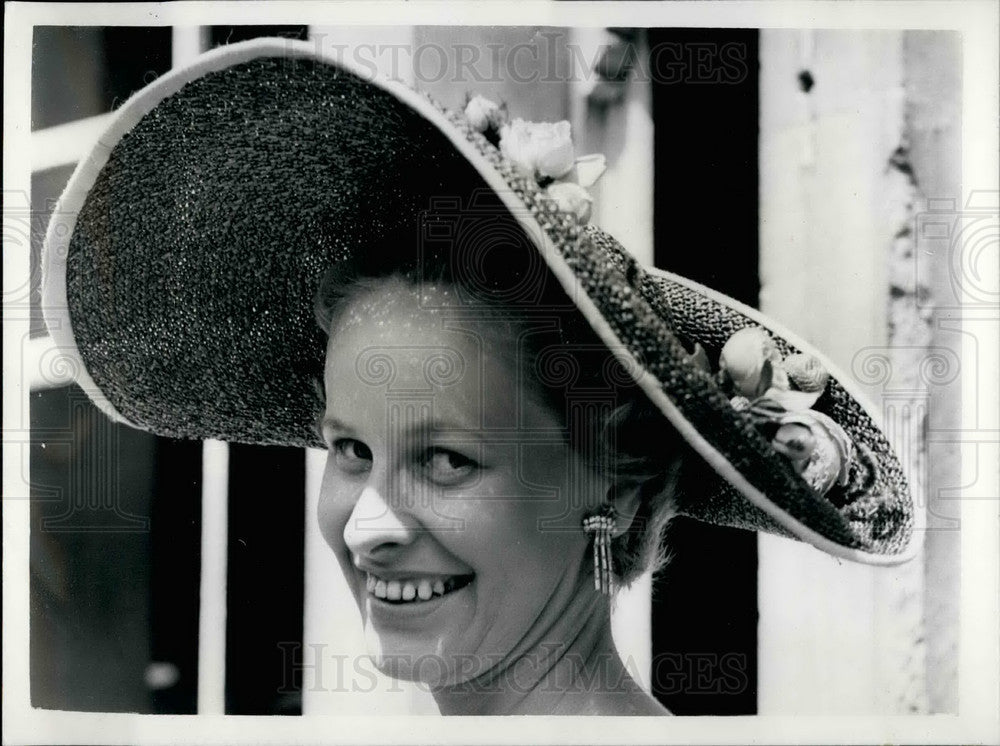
[423,447,477,485]
[332,438,373,473]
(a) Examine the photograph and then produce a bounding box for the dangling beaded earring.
[582,504,617,596]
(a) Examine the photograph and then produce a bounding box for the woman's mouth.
[365,573,475,605]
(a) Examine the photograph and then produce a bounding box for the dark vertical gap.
[649,28,760,715]
[148,439,203,713]
[32,27,107,129]
[29,385,155,711]
[225,445,306,715]
[101,27,172,107]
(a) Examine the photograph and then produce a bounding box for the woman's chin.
[369,654,445,687]
[357,579,483,686]
[362,623,455,687]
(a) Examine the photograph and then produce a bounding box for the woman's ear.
[607,480,644,539]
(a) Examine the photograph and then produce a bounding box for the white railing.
[30,114,114,172]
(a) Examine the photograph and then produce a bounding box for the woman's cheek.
[518,443,592,524]
[317,466,355,555]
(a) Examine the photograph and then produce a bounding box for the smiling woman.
[39,37,919,717]
[314,267,681,713]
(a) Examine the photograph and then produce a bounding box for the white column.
[171,26,210,67]
[757,29,929,714]
[197,439,229,715]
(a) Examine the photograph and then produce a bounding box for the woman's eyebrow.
[314,415,480,442]
[316,415,352,439]
[402,419,482,441]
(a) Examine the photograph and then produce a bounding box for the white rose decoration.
[719,327,785,399]
[499,118,576,179]
[464,95,503,134]
[545,182,593,224]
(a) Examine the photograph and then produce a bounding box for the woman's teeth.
[366,574,471,604]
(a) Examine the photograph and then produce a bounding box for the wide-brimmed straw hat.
[42,38,919,565]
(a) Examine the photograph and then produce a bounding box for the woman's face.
[318,279,606,686]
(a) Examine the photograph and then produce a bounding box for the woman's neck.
[430,575,668,716]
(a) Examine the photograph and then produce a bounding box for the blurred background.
[26,25,962,716]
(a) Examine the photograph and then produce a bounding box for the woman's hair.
[314,215,687,586]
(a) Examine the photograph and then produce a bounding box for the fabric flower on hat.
[544,181,594,224]
[741,398,853,496]
[763,353,829,410]
[718,327,846,496]
[464,95,507,137]
[771,410,853,495]
[564,153,608,189]
[466,96,607,225]
[783,352,830,392]
[499,118,576,180]
[544,153,608,225]
[718,327,788,399]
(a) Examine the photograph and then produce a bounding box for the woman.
[314,229,686,714]
[42,38,918,715]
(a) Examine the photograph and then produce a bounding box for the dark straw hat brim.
[42,39,920,565]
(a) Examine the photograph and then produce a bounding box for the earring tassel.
[592,525,602,591]
[583,506,616,596]
[601,518,611,596]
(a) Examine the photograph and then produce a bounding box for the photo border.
[4,2,998,744]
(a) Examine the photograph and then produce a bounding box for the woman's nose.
[342,482,417,558]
